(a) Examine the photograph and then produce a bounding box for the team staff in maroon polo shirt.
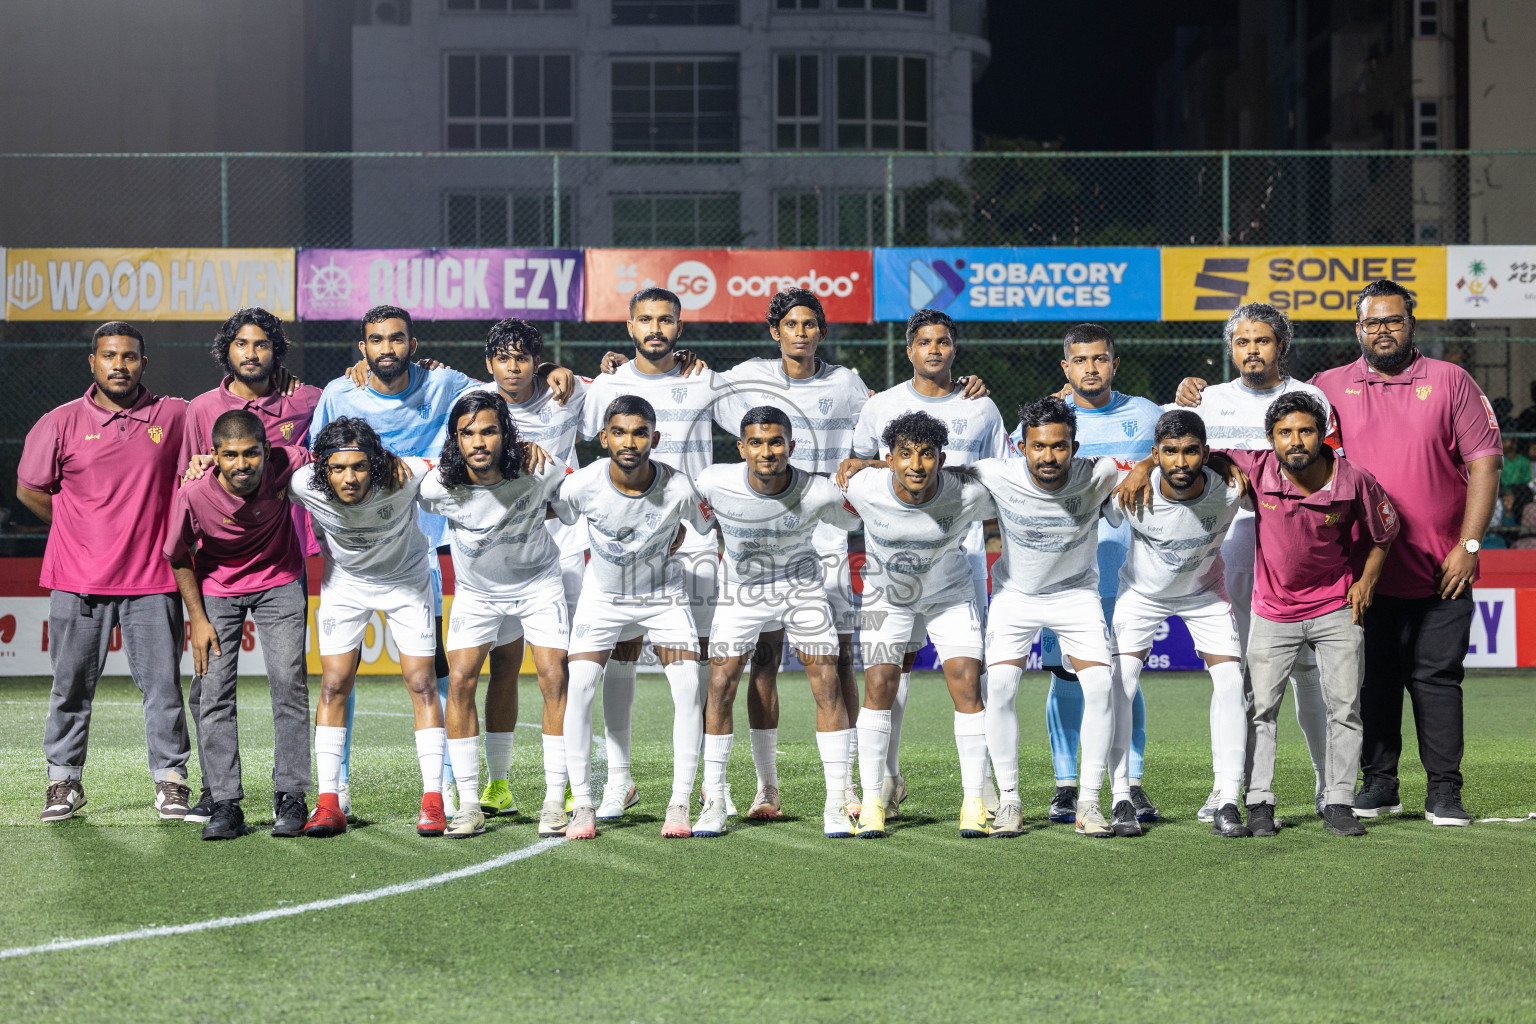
[1310,279,1503,827]
[17,322,193,823]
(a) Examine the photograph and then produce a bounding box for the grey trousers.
[1246,605,1365,807]
[44,590,188,783]
[189,579,311,803]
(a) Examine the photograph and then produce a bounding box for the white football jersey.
[470,377,589,558]
[695,464,860,587]
[417,461,565,599]
[552,459,714,598]
[972,456,1127,597]
[1175,376,1332,571]
[1102,467,1247,599]
[844,467,995,605]
[288,456,435,588]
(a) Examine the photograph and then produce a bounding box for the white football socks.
[815,729,852,809]
[602,659,637,785]
[316,725,346,795]
[541,733,567,803]
[447,735,480,809]
[1209,660,1247,806]
[845,727,857,781]
[563,659,604,807]
[413,726,446,795]
[664,660,703,806]
[983,665,1023,797]
[483,731,514,783]
[1077,663,1116,804]
[954,710,987,798]
[857,708,892,806]
[750,728,779,789]
[885,672,910,777]
[1109,656,1142,805]
[703,733,733,800]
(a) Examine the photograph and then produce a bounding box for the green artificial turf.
[1,671,1533,1023]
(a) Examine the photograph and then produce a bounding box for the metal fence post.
[219,154,229,246]
[551,152,561,247]
[883,153,895,248]
[1220,150,1231,381]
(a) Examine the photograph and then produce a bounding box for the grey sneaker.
[662,802,693,838]
[445,805,486,838]
[990,799,1024,838]
[749,785,782,820]
[596,780,638,820]
[154,773,192,820]
[1075,800,1112,838]
[41,780,86,822]
[881,772,908,820]
[566,805,597,840]
[694,796,729,837]
[1197,788,1221,823]
[537,798,569,837]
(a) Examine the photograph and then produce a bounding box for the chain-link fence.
[2,149,1534,548]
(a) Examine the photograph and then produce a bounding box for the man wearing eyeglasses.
[1309,279,1503,827]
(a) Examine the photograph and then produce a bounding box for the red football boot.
[302,793,347,837]
[417,792,446,837]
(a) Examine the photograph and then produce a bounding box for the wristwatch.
[1461,538,1481,554]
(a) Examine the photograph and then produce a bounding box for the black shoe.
[201,800,250,841]
[1353,775,1402,818]
[1211,803,1252,838]
[271,792,308,838]
[1110,800,1143,837]
[1129,785,1160,823]
[1049,786,1078,824]
[1424,783,1471,827]
[185,790,214,825]
[1323,803,1366,836]
[1245,802,1278,837]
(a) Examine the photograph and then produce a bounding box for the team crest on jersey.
[539,405,552,422]
[818,398,834,415]
[782,512,801,529]
[1121,421,1136,437]
[377,505,393,520]
[514,496,530,512]
[279,422,294,440]
[1416,385,1433,401]
[1377,498,1397,531]
[574,623,590,638]
[321,618,335,635]
[1200,515,1217,530]
[418,404,431,418]
[671,386,688,404]
[1064,497,1081,514]
[644,511,662,529]
[147,426,164,444]
[937,515,954,533]
[950,418,968,435]
[1324,511,1342,526]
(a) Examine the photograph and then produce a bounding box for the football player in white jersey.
[839,308,1007,819]
[554,395,715,840]
[418,391,570,839]
[841,411,997,839]
[286,417,449,839]
[693,406,862,838]
[1171,303,1334,819]
[1097,411,1251,838]
[465,319,590,819]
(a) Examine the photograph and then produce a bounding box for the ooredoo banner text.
[583,249,872,322]
[296,248,584,321]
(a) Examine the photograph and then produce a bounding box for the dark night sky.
[973,1,1239,150]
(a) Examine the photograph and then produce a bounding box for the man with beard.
[165,411,312,841]
[1170,303,1334,820]
[20,322,193,823]
[1312,280,1502,826]
[179,306,323,824]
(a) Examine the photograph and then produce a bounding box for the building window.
[445,53,573,150]
[835,55,928,150]
[776,54,821,149]
[445,0,572,10]
[775,0,822,7]
[833,0,928,10]
[836,190,899,245]
[1417,99,1439,150]
[611,59,739,152]
[776,192,820,245]
[612,193,741,246]
[446,190,575,246]
[1417,0,1438,36]
[612,1,738,24]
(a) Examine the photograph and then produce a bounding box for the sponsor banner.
[1161,247,1446,321]
[4,248,295,321]
[584,249,872,322]
[1446,246,1536,319]
[297,248,583,322]
[873,247,1162,321]
[1466,588,1517,668]
[0,248,5,321]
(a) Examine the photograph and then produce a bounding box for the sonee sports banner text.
[1161,247,1447,321]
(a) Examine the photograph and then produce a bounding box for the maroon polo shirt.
[1226,448,1401,623]
[18,385,188,595]
[1311,351,1502,599]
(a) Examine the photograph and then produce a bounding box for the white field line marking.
[0,836,564,960]
[1,700,540,729]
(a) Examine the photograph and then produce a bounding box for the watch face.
[1465,539,1481,553]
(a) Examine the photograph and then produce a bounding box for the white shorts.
[1112,586,1242,659]
[429,558,444,617]
[317,573,437,659]
[710,580,838,658]
[446,576,571,652]
[823,550,857,636]
[862,584,984,667]
[673,548,718,640]
[569,586,698,656]
[986,587,1112,668]
[559,550,586,619]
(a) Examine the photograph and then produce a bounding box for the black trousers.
[1360,592,1474,790]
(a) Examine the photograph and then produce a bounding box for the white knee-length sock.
[413,727,446,795]
[447,735,480,808]
[983,665,1023,797]
[602,659,637,784]
[703,733,733,800]
[750,728,779,789]
[316,725,346,795]
[664,661,704,806]
[886,672,910,776]
[1077,663,1116,804]
[1109,657,1142,804]
[816,729,853,809]
[483,731,514,783]
[954,710,988,798]
[541,733,567,803]
[857,709,892,806]
[564,660,604,807]
[1209,661,1247,805]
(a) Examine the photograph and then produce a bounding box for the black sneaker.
[1110,800,1143,837]
[1323,803,1366,836]
[41,780,86,822]
[1424,783,1471,827]
[185,790,214,825]
[1211,803,1252,838]
[1245,802,1278,837]
[271,792,308,838]
[201,800,250,841]
[1129,785,1160,823]
[1048,786,1078,824]
[1353,776,1402,818]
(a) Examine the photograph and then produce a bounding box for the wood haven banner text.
[3,248,295,321]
